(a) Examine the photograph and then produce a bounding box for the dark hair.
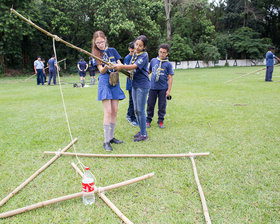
[135,35,148,47]
[92,31,108,65]
[270,46,275,50]
[129,42,134,49]
[52,54,55,57]
[37,56,41,59]
[159,44,170,52]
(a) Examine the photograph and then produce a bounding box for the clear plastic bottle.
[82,167,95,205]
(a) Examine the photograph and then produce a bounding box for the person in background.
[89,57,96,85]
[146,44,174,129]
[124,42,138,126]
[34,56,45,85]
[77,57,88,87]
[42,58,47,83]
[113,35,150,142]
[265,46,280,82]
[47,55,59,85]
[92,31,125,152]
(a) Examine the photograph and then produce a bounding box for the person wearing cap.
[34,56,45,85]
[77,57,88,87]
[265,47,280,82]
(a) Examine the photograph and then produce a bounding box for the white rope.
[52,38,86,173]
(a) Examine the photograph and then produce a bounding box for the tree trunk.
[164,0,172,42]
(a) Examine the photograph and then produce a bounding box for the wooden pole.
[0,192,83,218]
[0,172,153,219]
[10,8,130,78]
[101,173,154,193]
[189,155,211,224]
[98,193,133,224]
[71,163,134,224]
[45,151,210,158]
[224,63,280,84]
[0,138,78,207]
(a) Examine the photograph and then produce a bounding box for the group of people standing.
[34,55,58,85]
[92,31,174,152]
[77,57,97,87]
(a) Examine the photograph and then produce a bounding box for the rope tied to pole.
[53,35,61,42]
[55,148,62,157]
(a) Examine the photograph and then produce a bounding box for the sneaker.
[126,116,132,122]
[110,138,123,144]
[133,132,141,138]
[146,123,151,128]
[134,134,149,142]
[158,121,165,129]
[103,142,113,152]
[130,120,138,126]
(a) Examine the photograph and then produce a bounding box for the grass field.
[0,66,279,223]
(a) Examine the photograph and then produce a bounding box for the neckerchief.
[99,46,115,72]
[155,57,168,82]
[130,50,147,80]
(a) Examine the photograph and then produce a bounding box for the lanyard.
[155,57,168,82]
[130,51,147,79]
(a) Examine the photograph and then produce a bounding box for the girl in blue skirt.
[92,31,125,151]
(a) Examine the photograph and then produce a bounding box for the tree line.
[0,0,279,74]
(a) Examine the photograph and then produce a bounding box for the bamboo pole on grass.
[0,192,83,218]
[189,155,211,224]
[98,193,133,224]
[0,172,154,218]
[71,162,134,224]
[10,8,130,78]
[45,151,210,158]
[0,138,78,207]
[224,63,280,84]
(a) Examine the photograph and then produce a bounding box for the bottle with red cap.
[82,167,95,205]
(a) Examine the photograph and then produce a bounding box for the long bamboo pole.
[189,155,211,224]
[24,58,67,81]
[44,151,210,158]
[10,8,130,78]
[71,162,134,224]
[0,138,78,207]
[98,193,134,224]
[0,172,154,218]
[224,63,280,84]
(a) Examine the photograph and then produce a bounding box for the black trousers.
[146,89,167,123]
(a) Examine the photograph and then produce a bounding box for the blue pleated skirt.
[97,72,125,101]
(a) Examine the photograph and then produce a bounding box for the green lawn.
[0,67,279,223]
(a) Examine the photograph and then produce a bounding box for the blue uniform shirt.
[149,57,174,90]
[34,60,44,69]
[124,54,133,90]
[266,51,275,67]
[78,60,87,71]
[89,59,96,70]
[131,52,150,89]
[97,47,125,101]
[48,58,57,71]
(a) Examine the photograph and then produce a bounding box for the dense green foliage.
[0,0,279,72]
[0,67,280,223]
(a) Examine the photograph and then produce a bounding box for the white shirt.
[34,60,44,69]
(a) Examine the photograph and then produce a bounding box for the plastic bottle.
[82,167,95,205]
